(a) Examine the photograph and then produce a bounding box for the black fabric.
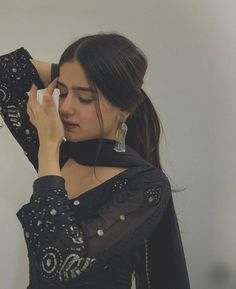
[0,48,191,289]
[59,138,152,169]
[51,63,59,82]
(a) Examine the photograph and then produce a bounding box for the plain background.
[0,1,235,288]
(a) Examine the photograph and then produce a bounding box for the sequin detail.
[144,187,161,206]
[111,178,128,193]
[40,246,96,281]
[41,246,63,279]
[0,48,43,171]
[16,178,99,281]
[97,229,104,236]
[59,254,96,281]
[73,200,80,206]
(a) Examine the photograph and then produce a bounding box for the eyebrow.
[57,80,95,92]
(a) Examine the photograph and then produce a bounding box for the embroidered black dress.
[0,48,191,289]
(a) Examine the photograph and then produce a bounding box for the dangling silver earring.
[0,118,4,128]
[114,115,128,152]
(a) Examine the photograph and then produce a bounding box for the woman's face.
[57,61,127,142]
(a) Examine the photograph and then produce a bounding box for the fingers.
[27,83,38,125]
[27,83,39,112]
[27,79,58,114]
[42,78,58,107]
[44,77,58,96]
[28,83,39,107]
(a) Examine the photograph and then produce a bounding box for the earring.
[0,119,4,128]
[114,115,128,152]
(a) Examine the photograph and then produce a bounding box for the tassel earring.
[0,119,4,128]
[114,115,128,152]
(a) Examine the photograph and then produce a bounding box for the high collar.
[59,138,152,169]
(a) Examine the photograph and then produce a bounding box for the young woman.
[0,33,191,289]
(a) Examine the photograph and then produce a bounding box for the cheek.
[77,105,100,127]
[100,105,119,130]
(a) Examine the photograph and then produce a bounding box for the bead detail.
[97,229,104,236]
[37,220,42,226]
[120,214,126,221]
[50,209,57,216]
[144,187,161,206]
[73,200,80,206]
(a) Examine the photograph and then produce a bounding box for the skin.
[27,61,130,198]
[57,61,129,142]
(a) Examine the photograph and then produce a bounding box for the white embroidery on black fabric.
[0,50,41,159]
[37,220,42,226]
[73,200,80,206]
[33,197,41,204]
[5,105,21,128]
[58,254,96,281]
[144,186,161,206]
[65,225,86,246]
[50,209,57,216]
[0,85,9,103]
[144,239,151,289]
[97,229,104,236]
[40,246,63,279]
[111,178,128,193]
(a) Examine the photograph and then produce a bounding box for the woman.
[0,33,191,289]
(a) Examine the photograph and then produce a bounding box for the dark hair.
[58,32,175,185]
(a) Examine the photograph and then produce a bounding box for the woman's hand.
[27,78,65,146]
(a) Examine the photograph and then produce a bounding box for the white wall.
[0,1,235,288]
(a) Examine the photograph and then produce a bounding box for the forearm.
[38,143,62,178]
[30,59,52,87]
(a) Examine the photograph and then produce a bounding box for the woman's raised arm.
[30,59,52,87]
[0,47,56,171]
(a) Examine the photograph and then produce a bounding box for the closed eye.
[58,93,94,104]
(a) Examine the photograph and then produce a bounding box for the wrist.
[38,143,61,178]
[39,142,61,154]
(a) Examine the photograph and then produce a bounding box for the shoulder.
[127,166,170,185]
[111,166,172,210]
[122,166,172,198]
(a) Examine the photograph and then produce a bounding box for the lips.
[62,121,78,126]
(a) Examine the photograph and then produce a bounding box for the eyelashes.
[58,93,94,104]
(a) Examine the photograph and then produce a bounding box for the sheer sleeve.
[0,48,58,172]
[16,169,172,285]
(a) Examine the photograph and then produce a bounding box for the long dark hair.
[58,33,171,180]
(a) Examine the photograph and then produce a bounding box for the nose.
[59,93,76,116]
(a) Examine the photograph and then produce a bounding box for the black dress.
[0,47,191,289]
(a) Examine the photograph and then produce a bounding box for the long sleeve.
[16,169,172,285]
[0,48,45,171]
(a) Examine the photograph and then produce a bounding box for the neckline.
[59,137,153,202]
[68,166,131,202]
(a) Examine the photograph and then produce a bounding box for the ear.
[119,108,130,119]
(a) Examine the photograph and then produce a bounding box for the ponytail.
[126,89,164,171]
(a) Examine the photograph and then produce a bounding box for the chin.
[63,133,78,142]
[64,131,106,142]
[64,134,88,142]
